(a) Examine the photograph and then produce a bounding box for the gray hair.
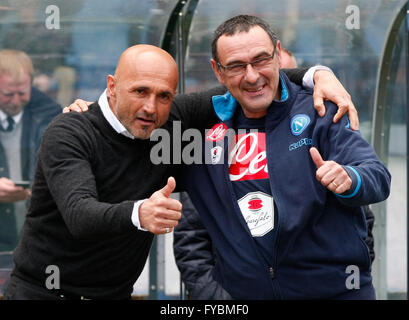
[211,15,278,64]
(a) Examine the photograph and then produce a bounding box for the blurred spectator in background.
[280,47,297,69]
[0,49,60,253]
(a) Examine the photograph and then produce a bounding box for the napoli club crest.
[290,114,310,136]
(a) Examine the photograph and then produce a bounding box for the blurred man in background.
[0,49,60,252]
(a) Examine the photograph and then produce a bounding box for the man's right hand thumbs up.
[139,177,182,234]
[159,177,176,198]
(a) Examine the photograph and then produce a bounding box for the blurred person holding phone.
[0,49,60,252]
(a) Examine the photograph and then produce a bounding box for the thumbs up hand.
[309,147,352,194]
[139,177,182,234]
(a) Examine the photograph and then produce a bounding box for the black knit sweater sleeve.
[36,113,135,240]
[170,86,227,131]
[282,67,309,85]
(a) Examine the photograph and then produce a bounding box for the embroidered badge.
[238,191,274,237]
[206,123,228,142]
[211,146,223,164]
[290,114,310,136]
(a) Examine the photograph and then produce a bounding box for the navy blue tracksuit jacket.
[181,71,391,299]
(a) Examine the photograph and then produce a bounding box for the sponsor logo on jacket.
[289,138,313,151]
[229,132,268,181]
[206,123,228,142]
[211,146,223,164]
[238,191,274,237]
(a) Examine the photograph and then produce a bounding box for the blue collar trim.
[211,91,237,122]
[280,73,289,102]
[212,75,288,121]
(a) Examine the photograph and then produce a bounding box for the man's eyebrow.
[159,90,174,97]
[131,86,149,91]
[252,51,272,60]
[225,50,272,65]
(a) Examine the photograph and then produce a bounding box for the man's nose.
[142,95,157,114]
[10,93,22,106]
[243,64,259,83]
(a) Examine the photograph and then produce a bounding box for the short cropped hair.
[211,15,279,64]
[0,49,34,81]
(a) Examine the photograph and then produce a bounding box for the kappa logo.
[206,123,228,142]
[290,114,310,136]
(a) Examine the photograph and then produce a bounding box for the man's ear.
[211,59,225,85]
[276,41,283,68]
[107,75,116,98]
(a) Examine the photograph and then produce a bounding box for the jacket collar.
[211,71,290,122]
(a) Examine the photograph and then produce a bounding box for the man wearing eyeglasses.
[177,15,390,299]
[174,47,378,300]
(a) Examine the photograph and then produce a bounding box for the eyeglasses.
[217,47,277,77]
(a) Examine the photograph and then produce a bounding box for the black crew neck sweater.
[13,103,178,299]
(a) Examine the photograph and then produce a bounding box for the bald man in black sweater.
[4,45,189,299]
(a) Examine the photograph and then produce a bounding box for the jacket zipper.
[266,127,282,298]
[269,266,275,279]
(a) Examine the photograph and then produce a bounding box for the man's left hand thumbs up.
[309,147,352,194]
